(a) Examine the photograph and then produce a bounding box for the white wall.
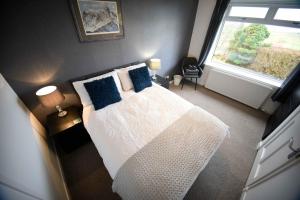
[0,74,68,200]
[188,0,216,58]
[187,64,279,114]
[203,66,280,113]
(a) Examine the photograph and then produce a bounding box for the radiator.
[204,68,273,109]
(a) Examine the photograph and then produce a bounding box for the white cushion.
[116,62,147,71]
[73,71,122,107]
[128,62,147,70]
[117,69,134,91]
[115,62,149,92]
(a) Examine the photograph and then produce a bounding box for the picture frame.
[70,0,124,42]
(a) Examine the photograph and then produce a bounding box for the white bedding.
[83,83,193,178]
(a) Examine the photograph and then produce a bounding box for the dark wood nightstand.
[152,75,169,89]
[47,106,90,152]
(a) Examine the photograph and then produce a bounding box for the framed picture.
[70,0,124,41]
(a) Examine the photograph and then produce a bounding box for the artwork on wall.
[70,0,124,41]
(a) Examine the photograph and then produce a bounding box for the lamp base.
[152,70,157,80]
[58,110,68,117]
[56,105,68,118]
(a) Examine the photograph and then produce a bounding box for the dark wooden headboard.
[69,61,144,83]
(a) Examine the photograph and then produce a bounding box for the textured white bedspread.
[83,84,194,178]
[112,106,229,200]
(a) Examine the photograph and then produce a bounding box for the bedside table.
[152,75,169,89]
[47,106,90,152]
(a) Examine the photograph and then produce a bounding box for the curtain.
[272,62,300,103]
[197,0,230,69]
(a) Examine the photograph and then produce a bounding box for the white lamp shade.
[36,86,65,107]
[149,58,161,70]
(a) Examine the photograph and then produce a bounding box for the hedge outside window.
[208,3,300,82]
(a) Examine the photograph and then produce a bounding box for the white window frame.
[205,2,300,87]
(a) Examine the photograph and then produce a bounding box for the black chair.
[181,57,203,90]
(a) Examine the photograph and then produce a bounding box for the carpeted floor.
[172,82,268,200]
[58,82,268,200]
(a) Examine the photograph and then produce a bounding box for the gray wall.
[0,0,198,123]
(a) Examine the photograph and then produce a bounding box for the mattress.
[82,83,193,178]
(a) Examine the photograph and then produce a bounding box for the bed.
[72,62,229,199]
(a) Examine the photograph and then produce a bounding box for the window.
[229,6,269,18]
[274,8,300,22]
[208,4,300,83]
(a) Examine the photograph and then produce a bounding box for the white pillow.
[128,62,147,70]
[117,69,134,91]
[115,62,149,92]
[116,62,147,71]
[72,71,122,107]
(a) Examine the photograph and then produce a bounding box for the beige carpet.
[60,82,268,200]
[171,82,268,200]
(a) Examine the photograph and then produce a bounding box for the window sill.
[204,61,282,88]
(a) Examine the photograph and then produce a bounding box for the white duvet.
[83,83,193,178]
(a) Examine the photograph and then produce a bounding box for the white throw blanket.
[112,106,229,200]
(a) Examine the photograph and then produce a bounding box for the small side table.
[152,75,169,89]
[47,106,90,152]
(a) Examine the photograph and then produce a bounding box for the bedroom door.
[241,105,300,200]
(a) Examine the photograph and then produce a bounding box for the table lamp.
[36,85,68,117]
[149,58,161,80]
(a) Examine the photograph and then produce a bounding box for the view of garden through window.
[212,21,300,81]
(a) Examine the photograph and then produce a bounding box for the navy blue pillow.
[84,76,121,110]
[128,66,152,92]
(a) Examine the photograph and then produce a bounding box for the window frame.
[206,2,300,86]
[226,3,300,28]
